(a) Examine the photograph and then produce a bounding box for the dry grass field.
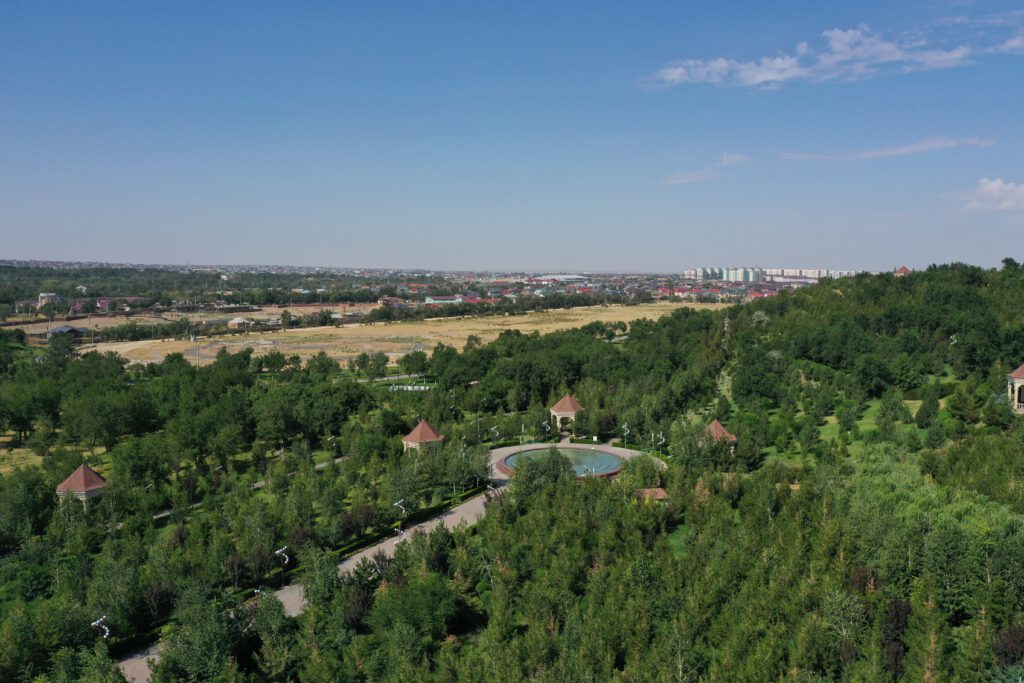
[6,303,382,336]
[82,302,723,366]
[0,436,43,474]
[11,315,171,335]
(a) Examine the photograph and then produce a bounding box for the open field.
[5,302,382,335]
[82,302,723,366]
[0,438,42,474]
[163,302,383,323]
[10,315,172,335]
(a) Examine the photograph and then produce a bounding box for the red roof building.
[894,266,911,277]
[637,487,669,502]
[706,419,737,443]
[550,394,584,431]
[402,420,445,450]
[551,394,583,414]
[56,464,107,501]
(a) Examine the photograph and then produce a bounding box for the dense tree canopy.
[1,261,1024,680]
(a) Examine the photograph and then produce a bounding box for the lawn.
[0,447,42,474]
[667,523,690,559]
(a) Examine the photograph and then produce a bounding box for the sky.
[1,1,1023,272]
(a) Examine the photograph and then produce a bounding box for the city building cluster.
[682,267,863,283]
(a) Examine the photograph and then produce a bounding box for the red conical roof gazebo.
[402,420,445,451]
[56,464,107,501]
[706,419,737,444]
[550,394,584,430]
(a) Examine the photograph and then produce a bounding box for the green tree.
[154,586,238,682]
[398,350,428,375]
[915,382,940,428]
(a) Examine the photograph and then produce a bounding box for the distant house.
[402,420,445,451]
[47,325,88,340]
[56,464,107,502]
[705,419,737,444]
[425,295,464,305]
[550,394,584,429]
[894,266,911,277]
[227,317,253,329]
[38,292,60,307]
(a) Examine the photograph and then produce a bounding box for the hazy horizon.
[2,2,1022,271]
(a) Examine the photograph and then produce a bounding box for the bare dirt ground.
[83,302,722,366]
[10,315,171,335]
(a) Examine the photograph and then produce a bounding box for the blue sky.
[1,1,1022,271]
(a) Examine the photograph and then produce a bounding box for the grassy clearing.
[0,448,43,474]
[667,523,689,559]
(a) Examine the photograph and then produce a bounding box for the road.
[117,490,494,682]
[116,441,653,682]
[273,490,494,616]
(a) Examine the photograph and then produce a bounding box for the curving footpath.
[117,440,655,682]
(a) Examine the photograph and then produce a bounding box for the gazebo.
[56,464,107,502]
[1008,363,1024,414]
[550,394,584,429]
[705,419,737,444]
[637,487,669,502]
[402,420,445,452]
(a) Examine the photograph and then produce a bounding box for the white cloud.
[995,34,1024,52]
[906,45,972,70]
[963,178,1024,211]
[719,152,750,167]
[646,24,989,89]
[781,136,992,161]
[662,151,750,186]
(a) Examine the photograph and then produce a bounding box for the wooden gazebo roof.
[402,420,445,444]
[706,419,737,443]
[56,464,107,495]
[550,394,584,414]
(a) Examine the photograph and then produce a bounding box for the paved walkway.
[273,491,493,617]
[117,441,656,682]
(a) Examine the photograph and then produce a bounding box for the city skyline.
[2,2,1022,270]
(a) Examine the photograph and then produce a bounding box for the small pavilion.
[402,420,445,452]
[550,394,584,429]
[1009,363,1024,414]
[637,487,669,503]
[56,464,107,502]
[706,419,737,444]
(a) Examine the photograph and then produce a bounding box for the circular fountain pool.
[498,446,624,478]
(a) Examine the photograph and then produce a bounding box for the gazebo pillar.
[1009,375,1024,414]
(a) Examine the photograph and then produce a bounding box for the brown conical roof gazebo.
[56,464,107,501]
[706,419,737,444]
[550,394,584,429]
[402,420,445,451]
